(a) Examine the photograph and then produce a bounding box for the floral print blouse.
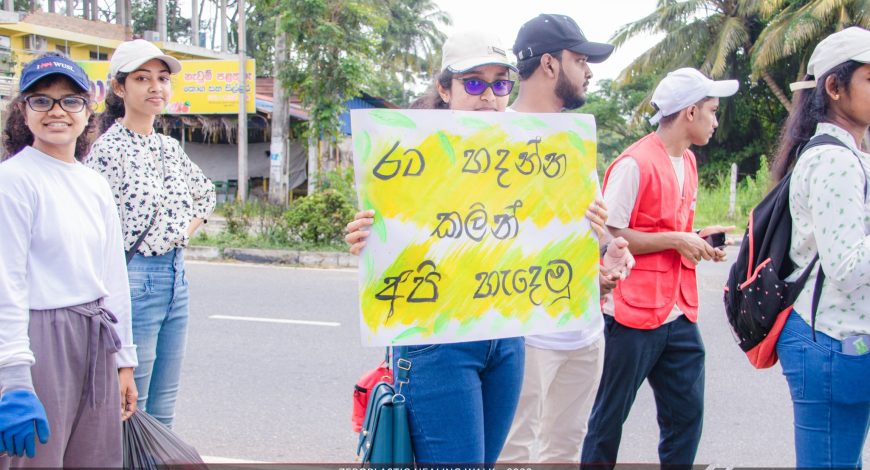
[87,122,216,257]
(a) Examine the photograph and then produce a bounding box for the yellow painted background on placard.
[354,110,600,345]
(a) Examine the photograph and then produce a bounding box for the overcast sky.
[434,0,661,87]
[182,0,661,87]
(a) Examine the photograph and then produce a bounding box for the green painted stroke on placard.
[369,109,416,129]
[353,130,371,164]
[574,118,594,135]
[437,131,456,165]
[512,116,549,130]
[394,326,429,342]
[460,116,491,129]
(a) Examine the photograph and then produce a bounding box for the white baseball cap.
[109,39,182,77]
[648,68,738,125]
[790,27,870,91]
[441,30,517,74]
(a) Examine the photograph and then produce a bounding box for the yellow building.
[0,9,234,95]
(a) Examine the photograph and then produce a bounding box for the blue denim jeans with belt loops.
[127,248,190,428]
[392,337,525,464]
[777,310,870,467]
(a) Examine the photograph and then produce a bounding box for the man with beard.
[499,14,621,464]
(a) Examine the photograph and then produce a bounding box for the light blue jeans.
[127,248,190,428]
[777,310,870,468]
[393,338,525,464]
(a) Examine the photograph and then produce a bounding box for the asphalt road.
[171,248,869,466]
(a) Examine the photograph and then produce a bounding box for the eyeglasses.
[24,95,88,113]
[454,78,515,97]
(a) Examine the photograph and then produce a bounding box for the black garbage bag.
[122,411,207,469]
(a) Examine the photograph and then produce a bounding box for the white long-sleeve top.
[787,123,870,340]
[0,147,137,382]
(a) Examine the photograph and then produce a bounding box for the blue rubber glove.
[0,389,50,458]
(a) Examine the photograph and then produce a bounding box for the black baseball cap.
[513,14,615,63]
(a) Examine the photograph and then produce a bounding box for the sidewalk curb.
[187,238,739,269]
[187,245,358,268]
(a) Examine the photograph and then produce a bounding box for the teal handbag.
[356,353,414,465]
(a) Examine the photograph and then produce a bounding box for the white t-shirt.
[505,108,604,350]
[601,155,686,323]
[0,147,137,372]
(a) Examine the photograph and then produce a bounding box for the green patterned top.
[788,123,870,339]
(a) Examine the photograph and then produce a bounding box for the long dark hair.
[770,60,863,182]
[2,71,95,161]
[99,72,128,133]
[409,69,454,110]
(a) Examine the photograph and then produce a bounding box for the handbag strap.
[392,346,411,399]
[124,135,166,264]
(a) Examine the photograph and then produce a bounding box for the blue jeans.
[777,311,870,468]
[127,249,190,428]
[393,338,524,464]
[582,315,705,469]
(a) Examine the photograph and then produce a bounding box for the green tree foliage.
[610,0,868,183]
[131,0,191,42]
[269,0,380,146]
[285,190,356,245]
[240,2,277,76]
[369,0,451,106]
[613,0,793,109]
[608,0,794,183]
[753,0,870,83]
[251,0,450,145]
[581,77,656,169]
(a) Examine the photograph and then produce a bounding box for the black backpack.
[723,135,852,368]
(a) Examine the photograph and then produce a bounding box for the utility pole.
[156,0,167,41]
[124,0,132,38]
[191,0,199,46]
[220,0,227,53]
[65,0,72,15]
[237,0,248,202]
[115,0,124,25]
[269,23,289,204]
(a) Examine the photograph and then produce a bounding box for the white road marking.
[209,314,341,327]
[201,455,270,463]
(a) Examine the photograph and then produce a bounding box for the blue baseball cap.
[19,55,91,93]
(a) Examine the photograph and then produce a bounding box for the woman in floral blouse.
[87,40,215,428]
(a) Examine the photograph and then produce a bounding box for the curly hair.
[99,72,128,134]
[2,74,95,162]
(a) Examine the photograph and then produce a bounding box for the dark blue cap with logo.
[513,14,615,63]
[19,54,91,93]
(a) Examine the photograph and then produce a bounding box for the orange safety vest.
[602,132,699,329]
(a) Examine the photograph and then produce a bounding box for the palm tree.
[377,0,451,104]
[612,0,796,110]
[752,0,870,89]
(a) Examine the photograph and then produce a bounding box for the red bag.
[352,362,393,432]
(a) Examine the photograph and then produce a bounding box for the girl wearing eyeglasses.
[86,40,215,428]
[0,53,136,467]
